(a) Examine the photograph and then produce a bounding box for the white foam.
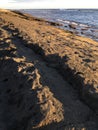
[79,24,88,27]
[71,22,78,25]
[57,19,70,24]
[63,20,70,24]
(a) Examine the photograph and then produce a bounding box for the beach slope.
[0,9,98,130]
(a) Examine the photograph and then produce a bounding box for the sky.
[0,0,98,9]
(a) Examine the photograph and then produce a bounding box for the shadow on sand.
[0,21,98,130]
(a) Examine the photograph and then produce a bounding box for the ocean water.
[20,9,98,41]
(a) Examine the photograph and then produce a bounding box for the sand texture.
[0,9,98,130]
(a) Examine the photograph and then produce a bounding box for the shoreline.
[0,9,98,130]
[20,9,98,42]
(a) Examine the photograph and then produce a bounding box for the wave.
[57,19,89,27]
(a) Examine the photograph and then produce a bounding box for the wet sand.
[0,9,98,130]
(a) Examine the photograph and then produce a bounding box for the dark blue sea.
[20,9,98,41]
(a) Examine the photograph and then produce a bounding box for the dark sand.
[0,9,98,130]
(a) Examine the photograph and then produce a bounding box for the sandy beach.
[0,9,98,130]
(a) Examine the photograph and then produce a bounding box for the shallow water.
[20,9,98,41]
